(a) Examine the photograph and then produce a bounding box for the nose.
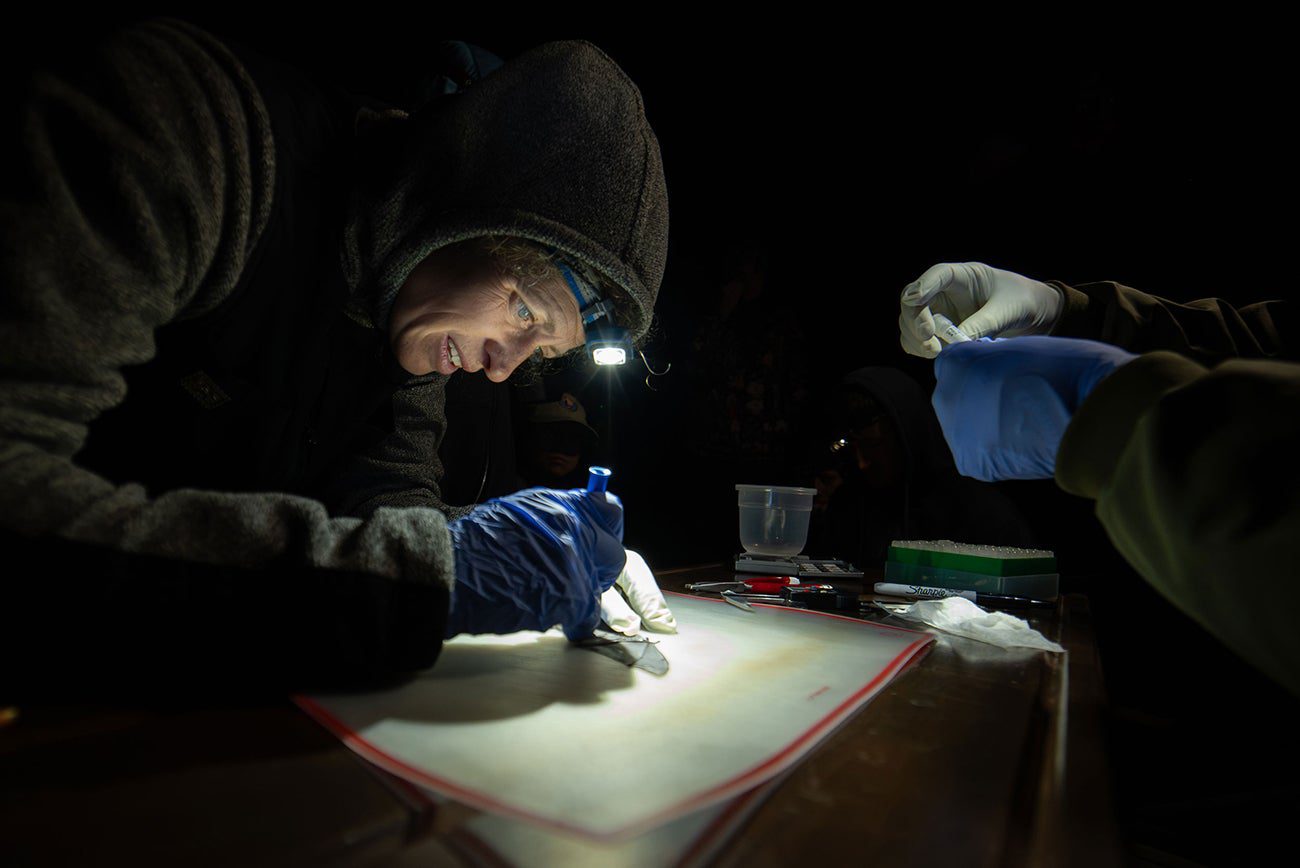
[483,335,535,383]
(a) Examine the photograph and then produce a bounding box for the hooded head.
[824,367,1037,560]
[831,367,958,492]
[343,40,668,365]
[522,392,599,484]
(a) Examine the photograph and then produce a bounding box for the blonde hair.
[479,235,641,346]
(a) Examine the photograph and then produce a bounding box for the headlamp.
[556,259,633,366]
[591,343,629,366]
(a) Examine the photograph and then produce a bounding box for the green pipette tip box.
[886,540,1057,578]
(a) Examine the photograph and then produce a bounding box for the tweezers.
[721,590,754,612]
[685,581,747,591]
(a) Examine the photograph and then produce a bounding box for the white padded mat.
[297,593,932,839]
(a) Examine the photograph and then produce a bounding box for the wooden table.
[653,565,1121,868]
[0,564,1120,867]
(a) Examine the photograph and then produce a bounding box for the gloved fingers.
[599,585,642,636]
[616,549,678,634]
[959,270,1061,339]
[899,309,942,359]
[498,487,622,532]
[900,262,963,309]
[501,488,626,591]
[571,491,627,591]
[953,305,1009,342]
[932,339,996,470]
[932,337,1128,483]
[452,488,625,638]
[588,527,628,592]
[562,592,604,641]
[901,264,979,357]
[569,489,625,541]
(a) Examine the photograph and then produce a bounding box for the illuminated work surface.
[0,564,1118,867]
[296,593,932,840]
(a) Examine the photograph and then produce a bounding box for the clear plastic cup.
[736,484,816,556]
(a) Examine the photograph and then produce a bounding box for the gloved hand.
[599,549,678,636]
[445,487,626,640]
[900,262,1065,358]
[932,336,1137,481]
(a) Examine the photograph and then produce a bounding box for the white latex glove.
[898,262,1064,358]
[599,549,678,636]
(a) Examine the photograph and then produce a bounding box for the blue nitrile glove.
[445,487,627,640]
[932,336,1138,481]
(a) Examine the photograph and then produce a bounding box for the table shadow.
[313,635,639,726]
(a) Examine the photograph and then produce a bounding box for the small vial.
[931,313,972,344]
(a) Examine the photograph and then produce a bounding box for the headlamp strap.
[556,259,614,327]
[578,298,617,326]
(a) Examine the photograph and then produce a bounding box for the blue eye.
[516,299,534,322]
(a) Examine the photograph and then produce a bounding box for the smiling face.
[388,240,586,380]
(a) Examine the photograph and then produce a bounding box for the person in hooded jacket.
[811,367,1036,568]
[897,266,1300,864]
[897,261,1298,695]
[0,20,671,695]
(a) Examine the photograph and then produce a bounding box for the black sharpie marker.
[872,582,1054,610]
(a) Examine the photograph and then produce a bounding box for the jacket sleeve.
[1055,352,1300,696]
[1049,280,1293,365]
[0,20,452,695]
[327,373,475,522]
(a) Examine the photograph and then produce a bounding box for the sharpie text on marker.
[873,582,1054,609]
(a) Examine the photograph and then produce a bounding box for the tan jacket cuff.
[1056,351,1207,499]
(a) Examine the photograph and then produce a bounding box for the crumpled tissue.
[883,595,1065,653]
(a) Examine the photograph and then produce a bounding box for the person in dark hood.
[520,393,600,490]
[813,367,1036,568]
[0,20,670,694]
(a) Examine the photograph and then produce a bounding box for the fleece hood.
[341,40,668,343]
[842,366,958,489]
[828,368,1036,559]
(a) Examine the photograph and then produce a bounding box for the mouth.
[438,335,464,375]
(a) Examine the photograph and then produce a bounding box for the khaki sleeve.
[1049,280,1292,364]
[0,20,452,692]
[1056,352,1300,695]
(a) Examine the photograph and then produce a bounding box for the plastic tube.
[932,313,972,344]
[586,466,612,493]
